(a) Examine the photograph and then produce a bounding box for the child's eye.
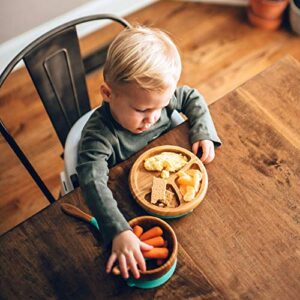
[136,108,148,113]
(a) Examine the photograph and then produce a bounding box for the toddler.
[77,25,221,280]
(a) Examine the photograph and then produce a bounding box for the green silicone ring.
[146,210,193,219]
[126,259,177,289]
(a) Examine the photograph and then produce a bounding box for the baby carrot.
[112,265,131,276]
[140,226,163,241]
[112,265,121,276]
[133,225,143,238]
[142,247,169,259]
[143,236,165,247]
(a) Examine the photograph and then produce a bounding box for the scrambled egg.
[144,152,188,178]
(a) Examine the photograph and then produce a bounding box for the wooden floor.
[1,0,300,234]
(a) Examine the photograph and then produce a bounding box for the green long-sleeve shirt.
[76,86,221,245]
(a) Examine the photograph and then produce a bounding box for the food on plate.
[151,177,167,205]
[176,169,202,202]
[144,152,188,178]
[150,177,177,208]
[144,150,202,206]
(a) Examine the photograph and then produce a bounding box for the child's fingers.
[106,252,117,273]
[200,143,210,162]
[119,254,129,279]
[134,248,147,272]
[192,142,200,155]
[140,241,154,251]
[126,252,140,279]
[202,145,215,164]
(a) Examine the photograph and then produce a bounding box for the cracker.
[151,177,167,204]
[165,190,177,208]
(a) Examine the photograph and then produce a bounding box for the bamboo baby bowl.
[129,145,208,218]
[127,216,178,288]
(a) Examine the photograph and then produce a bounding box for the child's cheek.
[154,110,161,122]
[133,112,143,123]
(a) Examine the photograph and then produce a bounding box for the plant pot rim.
[251,0,288,4]
[248,8,282,29]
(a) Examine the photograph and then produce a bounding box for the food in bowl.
[128,216,178,282]
[113,216,178,288]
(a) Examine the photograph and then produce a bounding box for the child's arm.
[76,111,131,245]
[171,86,222,163]
[76,115,152,279]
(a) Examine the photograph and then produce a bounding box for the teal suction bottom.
[126,260,177,289]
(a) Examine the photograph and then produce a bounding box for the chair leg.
[0,119,56,204]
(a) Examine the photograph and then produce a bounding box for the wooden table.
[1,56,299,299]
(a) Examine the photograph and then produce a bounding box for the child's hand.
[192,140,215,164]
[106,230,153,279]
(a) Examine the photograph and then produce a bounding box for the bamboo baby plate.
[129,145,208,218]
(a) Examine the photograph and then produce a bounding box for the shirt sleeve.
[172,86,222,147]
[76,123,131,246]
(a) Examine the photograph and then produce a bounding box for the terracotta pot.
[289,0,300,34]
[248,8,283,29]
[250,0,289,19]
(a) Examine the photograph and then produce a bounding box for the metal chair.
[0,14,131,203]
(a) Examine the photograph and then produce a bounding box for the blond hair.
[103,25,181,91]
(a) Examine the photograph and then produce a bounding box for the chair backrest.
[0,14,130,203]
[23,27,91,146]
[0,14,131,147]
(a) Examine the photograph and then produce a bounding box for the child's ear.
[100,82,112,102]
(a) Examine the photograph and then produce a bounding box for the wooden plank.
[173,57,300,299]
[238,56,300,149]
[0,189,221,299]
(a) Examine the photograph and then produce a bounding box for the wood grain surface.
[1,0,300,234]
[1,56,299,299]
[0,189,220,300]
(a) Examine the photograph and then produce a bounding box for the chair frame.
[0,14,130,204]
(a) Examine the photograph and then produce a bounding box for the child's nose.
[144,111,157,124]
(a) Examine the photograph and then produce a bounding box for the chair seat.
[61,107,98,194]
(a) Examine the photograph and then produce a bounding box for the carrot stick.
[112,265,121,276]
[133,225,143,238]
[140,226,163,241]
[143,236,165,247]
[112,265,130,276]
[142,247,169,259]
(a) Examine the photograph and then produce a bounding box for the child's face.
[100,81,176,134]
